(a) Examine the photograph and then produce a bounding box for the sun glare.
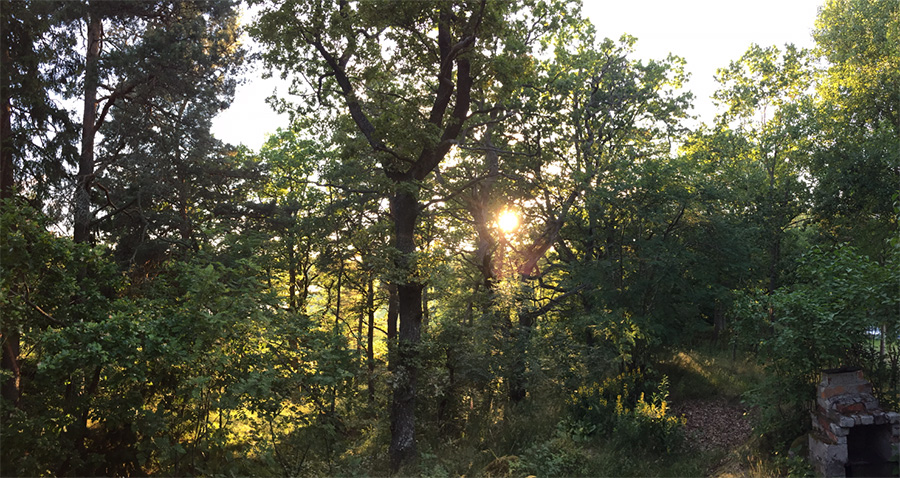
[497,209,519,234]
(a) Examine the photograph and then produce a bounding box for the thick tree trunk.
[74,12,102,245]
[389,188,423,472]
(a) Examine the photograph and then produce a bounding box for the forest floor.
[658,348,769,477]
[672,398,758,477]
[673,398,753,452]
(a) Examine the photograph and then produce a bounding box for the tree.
[1,0,77,411]
[815,0,899,135]
[0,1,78,206]
[809,0,899,258]
[63,1,244,246]
[251,0,570,468]
[711,44,813,303]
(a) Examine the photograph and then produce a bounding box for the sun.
[497,209,519,234]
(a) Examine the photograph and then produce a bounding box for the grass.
[326,345,785,477]
[408,346,769,477]
[657,346,766,403]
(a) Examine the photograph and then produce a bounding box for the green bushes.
[733,244,900,454]
[569,369,685,455]
[1,202,358,476]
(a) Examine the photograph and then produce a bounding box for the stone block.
[860,414,874,425]
[886,411,900,424]
[830,422,850,437]
[874,413,887,425]
[810,432,848,478]
[863,398,881,411]
[838,415,855,428]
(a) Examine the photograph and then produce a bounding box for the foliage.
[568,369,685,455]
[4,0,900,475]
[734,244,900,453]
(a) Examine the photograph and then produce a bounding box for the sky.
[211,0,824,151]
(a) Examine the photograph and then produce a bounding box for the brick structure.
[808,367,900,477]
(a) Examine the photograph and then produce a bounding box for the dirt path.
[671,398,753,451]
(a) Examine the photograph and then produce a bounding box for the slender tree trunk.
[509,280,535,402]
[1,23,20,410]
[1,332,19,410]
[59,13,103,475]
[366,278,375,405]
[331,260,343,415]
[288,237,297,310]
[334,259,343,333]
[421,287,429,332]
[389,188,423,472]
[767,233,780,323]
[74,12,102,245]
[387,283,398,371]
[1,55,12,200]
[713,299,726,344]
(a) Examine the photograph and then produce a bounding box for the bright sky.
[211,0,823,151]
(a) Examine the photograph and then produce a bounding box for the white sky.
[211,0,823,151]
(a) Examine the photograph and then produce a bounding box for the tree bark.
[509,280,536,402]
[288,236,297,310]
[388,188,423,472]
[1,331,19,409]
[713,299,726,344]
[1,55,12,201]
[74,12,102,245]
[366,278,376,405]
[1,15,20,409]
[387,283,398,372]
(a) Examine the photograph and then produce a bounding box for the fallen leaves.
[671,398,753,451]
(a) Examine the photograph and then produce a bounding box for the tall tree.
[68,1,244,246]
[711,44,813,301]
[1,0,76,410]
[251,0,571,469]
[809,0,899,257]
[0,1,77,206]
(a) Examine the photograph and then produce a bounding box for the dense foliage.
[2,0,897,476]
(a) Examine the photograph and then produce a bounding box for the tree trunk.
[59,13,102,473]
[74,12,102,245]
[1,331,19,409]
[713,299,726,344]
[509,280,535,402]
[1,20,20,410]
[389,188,423,472]
[366,278,376,405]
[288,237,297,310]
[1,53,12,200]
[387,283,398,371]
[334,258,344,333]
